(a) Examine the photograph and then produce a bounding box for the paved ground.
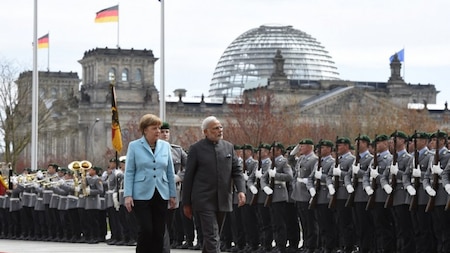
[0,239,195,253]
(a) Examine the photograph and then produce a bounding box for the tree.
[0,61,53,172]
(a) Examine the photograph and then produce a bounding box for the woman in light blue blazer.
[124,114,176,253]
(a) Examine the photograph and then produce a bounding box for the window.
[122,68,129,81]
[135,69,142,82]
[108,68,116,81]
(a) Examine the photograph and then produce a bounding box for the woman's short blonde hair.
[139,114,162,134]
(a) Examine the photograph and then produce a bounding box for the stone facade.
[15,48,447,168]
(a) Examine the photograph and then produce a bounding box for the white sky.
[1,0,449,105]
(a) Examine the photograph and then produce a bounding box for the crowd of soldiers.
[221,130,450,253]
[0,157,138,246]
[1,129,450,253]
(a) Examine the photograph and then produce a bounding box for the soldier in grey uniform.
[260,142,293,253]
[381,131,415,252]
[290,138,318,253]
[326,137,355,253]
[83,162,104,244]
[105,158,122,245]
[362,134,395,252]
[424,130,450,253]
[310,140,337,253]
[159,122,189,249]
[343,135,374,253]
[52,168,74,242]
[441,142,450,253]
[45,163,61,241]
[116,156,138,246]
[284,145,301,253]
[20,170,38,240]
[406,131,436,252]
[248,143,273,252]
[241,144,260,252]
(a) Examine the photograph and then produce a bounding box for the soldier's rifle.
[426,130,440,212]
[366,135,378,210]
[328,136,339,209]
[384,131,398,209]
[8,163,13,190]
[264,142,276,207]
[308,140,322,209]
[250,148,262,206]
[346,134,361,207]
[409,130,420,211]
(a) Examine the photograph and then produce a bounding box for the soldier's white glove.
[333,165,342,176]
[74,185,80,193]
[346,184,355,194]
[352,163,360,175]
[370,168,379,179]
[364,186,374,196]
[290,144,300,156]
[33,182,40,189]
[85,186,91,196]
[308,188,316,197]
[425,186,436,197]
[249,185,258,195]
[314,170,322,180]
[431,163,443,175]
[255,169,262,179]
[390,163,398,175]
[175,175,182,183]
[412,167,421,178]
[58,179,65,185]
[263,186,273,195]
[36,170,44,179]
[327,184,336,195]
[297,178,308,184]
[243,172,249,181]
[445,184,450,195]
[406,185,416,196]
[268,168,277,178]
[112,192,120,211]
[11,176,18,185]
[383,184,393,194]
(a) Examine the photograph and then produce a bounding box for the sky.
[1,0,450,105]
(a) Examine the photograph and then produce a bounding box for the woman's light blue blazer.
[124,137,176,200]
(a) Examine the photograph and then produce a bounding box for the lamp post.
[86,118,100,161]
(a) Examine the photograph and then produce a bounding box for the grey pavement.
[0,239,194,253]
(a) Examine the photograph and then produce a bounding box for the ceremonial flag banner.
[37,33,49,49]
[95,5,119,23]
[111,84,123,152]
[389,48,405,62]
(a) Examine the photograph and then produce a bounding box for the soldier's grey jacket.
[291,152,318,202]
[344,150,373,202]
[327,151,355,200]
[405,147,434,205]
[85,175,103,210]
[424,147,450,206]
[260,155,293,203]
[380,149,413,206]
[248,157,271,204]
[363,150,392,203]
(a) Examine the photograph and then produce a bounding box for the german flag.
[95,5,119,23]
[37,33,49,49]
[111,83,123,153]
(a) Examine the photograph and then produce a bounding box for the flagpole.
[117,3,120,48]
[402,47,405,80]
[31,0,39,171]
[159,0,166,121]
[47,32,50,71]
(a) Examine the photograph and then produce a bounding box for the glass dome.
[208,24,340,98]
